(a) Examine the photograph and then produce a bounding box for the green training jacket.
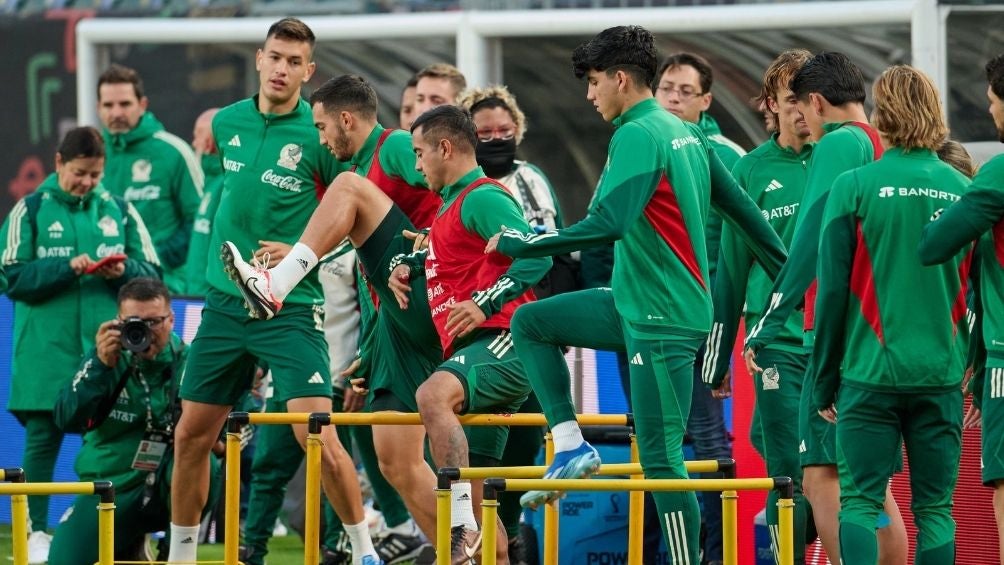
[208,96,347,306]
[702,135,811,387]
[53,334,186,491]
[813,147,971,409]
[496,98,786,340]
[920,153,1004,375]
[745,121,881,352]
[102,112,203,293]
[699,113,747,284]
[1,175,161,414]
[184,153,224,297]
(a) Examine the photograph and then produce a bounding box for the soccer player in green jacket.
[813,66,971,564]
[741,52,906,563]
[487,26,787,564]
[97,65,204,294]
[702,49,813,564]
[920,54,1004,565]
[653,53,744,561]
[223,74,447,552]
[167,19,382,565]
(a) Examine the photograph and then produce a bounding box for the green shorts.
[799,366,837,467]
[357,204,441,412]
[181,290,331,405]
[438,329,530,461]
[982,366,1004,486]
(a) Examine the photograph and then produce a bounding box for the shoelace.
[251,250,271,272]
[450,526,469,552]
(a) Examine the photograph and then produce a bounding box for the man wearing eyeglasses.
[49,278,220,565]
[650,51,744,565]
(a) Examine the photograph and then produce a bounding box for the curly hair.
[456,84,527,144]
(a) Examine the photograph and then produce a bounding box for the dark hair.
[97,64,144,100]
[118,277,171,304]
[309,75,378,120]
[410,105,477,154]
[266,17,316,49]
[789,52,866,107]
[986,54,1004,100]
[571,25,657,88]
[405,74,419,89]
[58,127,105,161]
[655,52,713,94]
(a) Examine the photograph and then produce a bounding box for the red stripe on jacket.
[849,221,884,344]
[642,174,706,290]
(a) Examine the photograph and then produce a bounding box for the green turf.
[0,528,308,565]
[0,528,424,564]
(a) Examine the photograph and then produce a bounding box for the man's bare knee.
[417,372,464,415]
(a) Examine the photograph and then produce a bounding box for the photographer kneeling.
[50,278,220,565]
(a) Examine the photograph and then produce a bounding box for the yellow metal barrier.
[449,458,734,565]
[245,412,630,426]
[542,434,557,565]
[628,436,643,565]
[1,468,28,565]
[478,477,795,565]
[0,476,116,565]
[224,410,634,565]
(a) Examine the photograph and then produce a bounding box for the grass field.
[0,529,319,565]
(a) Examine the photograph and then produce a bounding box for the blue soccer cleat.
[359,555,384,565]
[520,441,601,509]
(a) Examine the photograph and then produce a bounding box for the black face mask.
[476,137,517,179]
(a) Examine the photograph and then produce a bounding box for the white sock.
[387,518,418,537]
[168,523,200,563]
[451,482,479,530]
[269,242,318,300]
[343,520,377,563]
[551,420,585,452]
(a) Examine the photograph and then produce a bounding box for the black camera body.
[119,317,153,353]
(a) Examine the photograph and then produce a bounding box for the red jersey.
[426,178,536,356]
[365,129,441,229]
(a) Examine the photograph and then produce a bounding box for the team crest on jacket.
[132,159,152,183]
[98,215,120,237]
[278,144,303,171]
[762,367,780,390]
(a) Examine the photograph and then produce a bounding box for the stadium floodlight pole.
[76,0,918,126]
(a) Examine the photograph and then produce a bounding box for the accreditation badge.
[131,431,169,471]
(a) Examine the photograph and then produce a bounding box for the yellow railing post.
[436,468,459,565]
[480,482,500,565]
[721,490,738,565]
[224,412,248,565]
[543,433,558,565]
[628,434,643,565]
[304,413,329,565]
[94,481,115,565]
[776,477,795,565]
[2,468,28,565]
[720,459,739,565]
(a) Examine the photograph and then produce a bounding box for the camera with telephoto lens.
[119,317,153,353]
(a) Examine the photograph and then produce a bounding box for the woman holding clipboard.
[0,126,161,563]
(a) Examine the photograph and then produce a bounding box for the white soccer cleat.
[221,241,283,320]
